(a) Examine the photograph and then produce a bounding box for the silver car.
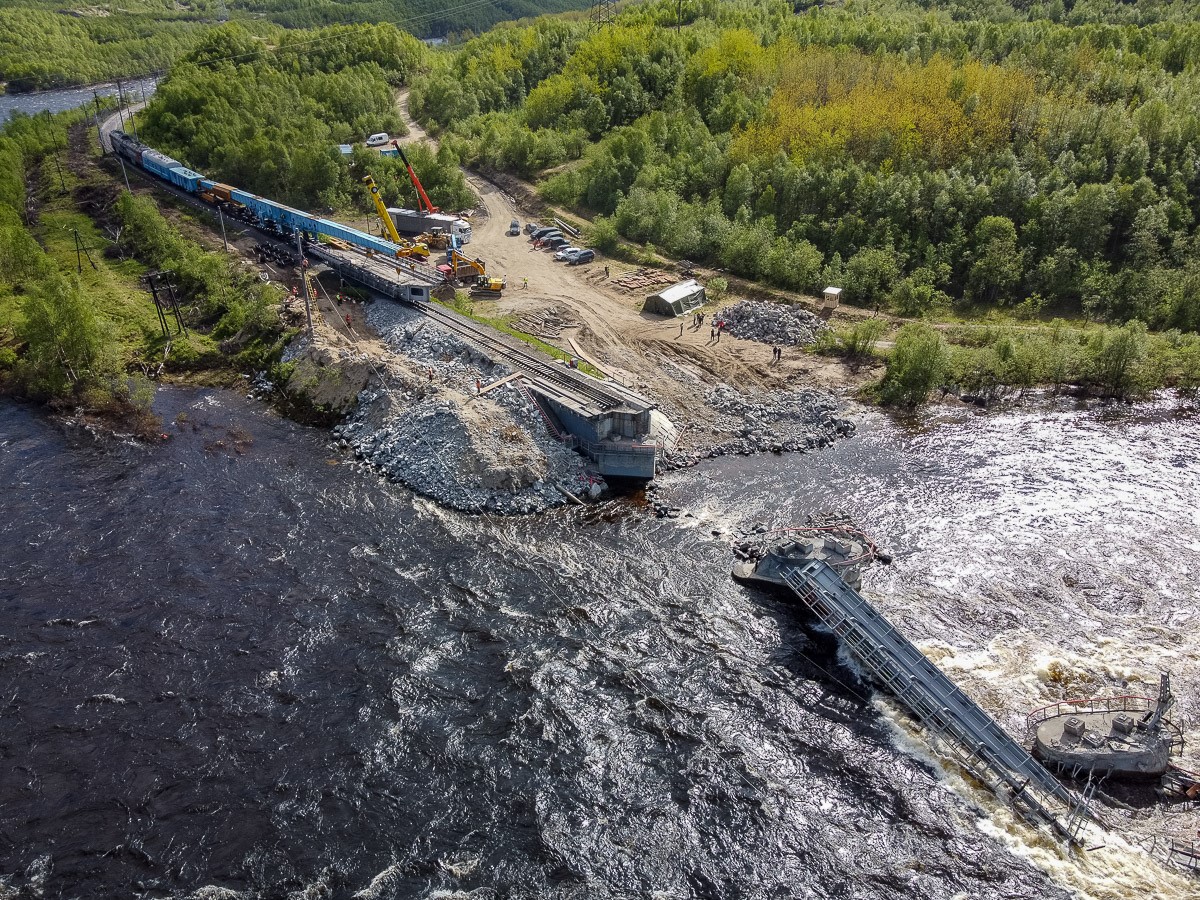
[554,246,581,261]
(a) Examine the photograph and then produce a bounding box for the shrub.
[880,323,950,407]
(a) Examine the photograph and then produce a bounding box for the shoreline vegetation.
[2,0,1200,443]
[0,106,292,437]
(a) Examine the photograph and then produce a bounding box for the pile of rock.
[329,304,605,515]
[657,383,854,469]
[719,300,827,346]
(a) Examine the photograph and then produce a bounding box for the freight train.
[109,130,420,260]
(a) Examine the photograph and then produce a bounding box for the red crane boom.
[391,140,438,214]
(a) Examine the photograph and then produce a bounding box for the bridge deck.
[781,559,1086,841]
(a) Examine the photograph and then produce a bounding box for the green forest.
[0,0,593,92]
[138,22,475,212]
[405,0,1200,331]
[0,106,290,425]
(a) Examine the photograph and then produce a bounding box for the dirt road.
[392,93,867,435]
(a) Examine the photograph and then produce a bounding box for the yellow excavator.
[444,248,504,294]
[362,174,430,261]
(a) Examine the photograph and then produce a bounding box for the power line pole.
[93,91,105,153]
[72,228,99,274]
[144,273,170,337]
[218,206,229,251]
[296,231,313,336]
[115,79,126,130]
[52,154,66,192]
[117,155,132,194]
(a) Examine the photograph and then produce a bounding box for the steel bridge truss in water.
[779,559,1096,845]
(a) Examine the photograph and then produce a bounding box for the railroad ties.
[307,242,642,418]
[779,559,1095,845]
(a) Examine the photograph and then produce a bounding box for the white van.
[365,133,390,147]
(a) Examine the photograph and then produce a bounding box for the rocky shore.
[279,296,855,515]
[330,301,602,515]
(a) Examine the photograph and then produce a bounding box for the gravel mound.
[659,383,855,469]
[719,300,827,346]
[330,304,604,515]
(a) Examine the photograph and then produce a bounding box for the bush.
[880,323,950,407]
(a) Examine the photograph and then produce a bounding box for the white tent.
[643,279,706,317]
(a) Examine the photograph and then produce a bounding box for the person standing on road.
[679,322,685,338]
[710,326,716,343]
[523,276,529,290]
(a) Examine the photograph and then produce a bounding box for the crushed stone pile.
[659,383,854,469]
[329,302,604,515]
[719,300,828,347]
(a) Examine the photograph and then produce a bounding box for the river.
[1,388,1196,899]
[0,76,157,126]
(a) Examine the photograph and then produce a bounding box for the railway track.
[411,300,627,411]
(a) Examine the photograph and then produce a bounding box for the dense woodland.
[0,107,289,419]
[408,0,1200,331]
[0,0,592,92]
[139,23,475,212]
[6,0,1200,407]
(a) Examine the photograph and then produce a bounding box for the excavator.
[361,174,430,261]
[442,248,504,294]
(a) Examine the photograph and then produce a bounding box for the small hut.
[643,279,706,317]
[822,286,842,311]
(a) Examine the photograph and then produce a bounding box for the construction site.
[98,89,862,512]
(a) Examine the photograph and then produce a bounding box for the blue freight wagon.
[141,149,182,180]
[167,167,204,191]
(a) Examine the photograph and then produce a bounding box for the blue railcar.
[167,166,204,191]
[141,149,183,180]
[313,217,405,257]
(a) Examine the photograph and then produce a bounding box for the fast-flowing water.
[0,76,157,126]
[1,388,1196,899]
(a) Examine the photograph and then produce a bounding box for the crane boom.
[392,140,438,214]
[362,174,404,245]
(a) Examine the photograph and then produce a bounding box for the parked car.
[508,219,521,235]
[554,246,581,261]
[365,132,390,147]
[530,226,558,241]
[569,249,596,265]
[545,236,570,250]
[524,222,539,235]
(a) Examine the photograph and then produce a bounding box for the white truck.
[387,207,472,245]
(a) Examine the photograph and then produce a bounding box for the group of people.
[770,345,784,363]
[707,318,726,344]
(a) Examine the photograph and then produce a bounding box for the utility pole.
[52,154,66,192]
[218,206,229,252]
[117,155,132,194]
[144,273,170,338]
[162,272,187,335]
[93,91,105,153]
[296,231,313,335]
[115,79,126,130]
[72,228,98,274]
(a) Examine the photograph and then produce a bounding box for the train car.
[110,130,145,166]
[314,216,410,259]
[167,166,204,192]
[141,149,183,181]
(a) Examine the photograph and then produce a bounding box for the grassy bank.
[0,106,292,435]
[815,317,1200,407]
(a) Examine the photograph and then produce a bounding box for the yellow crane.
[361,174,430,260]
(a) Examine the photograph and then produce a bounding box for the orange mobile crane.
[392,140,438,214]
